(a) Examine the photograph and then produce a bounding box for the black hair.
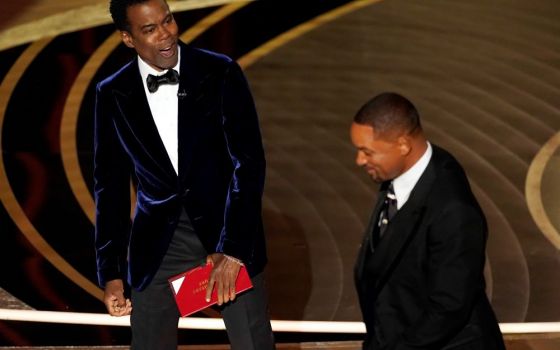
[109,0,151,32]
[354,92,421,138]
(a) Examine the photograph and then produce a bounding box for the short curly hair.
[109,0,152,32]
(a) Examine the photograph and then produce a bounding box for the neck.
[402,137,428,173]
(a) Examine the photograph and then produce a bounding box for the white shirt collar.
[137,46,181,92]
[392,142,432,210]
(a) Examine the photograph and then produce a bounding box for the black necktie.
[146,69,179,93]
[371,182,398,250]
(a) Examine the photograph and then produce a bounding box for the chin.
[370,177,383,184]
[157,60,178,71]
[368,172,385,183]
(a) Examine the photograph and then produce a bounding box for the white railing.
[1,308,559,334]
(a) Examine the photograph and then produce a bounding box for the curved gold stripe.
[0,0,255,52]
[0,38,104,300]
[237,0,383,69]
[180,1,251,42]
[60,32,122,224]
[526,132,560,250]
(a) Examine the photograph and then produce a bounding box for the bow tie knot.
[146,69,179,93]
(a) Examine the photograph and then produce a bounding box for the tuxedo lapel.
[356,183,389,281]
[366,157,437,294]
[177,48,195,179]
[177,43,216,180]
[112,60,177,178]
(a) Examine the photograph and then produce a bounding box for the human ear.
[398,136,411,156]
[121,31,135,49]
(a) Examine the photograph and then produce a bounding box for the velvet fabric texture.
[354,146,505,350]
[94,42,267,291]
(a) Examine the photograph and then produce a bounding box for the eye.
[143,26,155,34]
[363,149,374,156]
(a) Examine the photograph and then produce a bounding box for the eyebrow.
[139,12,172,31]
[140,23,156,31]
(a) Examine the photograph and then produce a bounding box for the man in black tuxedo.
[93,0,275,349]
[351,92,505,350]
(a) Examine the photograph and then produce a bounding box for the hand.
[103,279,132,316]
[205,253,242,306]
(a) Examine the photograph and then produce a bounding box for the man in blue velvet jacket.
[93,0,275,349]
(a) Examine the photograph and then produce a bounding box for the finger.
[224,263,238,304]
[217,274,224,305]
[104,294,116,307]
[222,280,230,304]
[107,292,126,309]
[229,280,237,301]
[105,298,118,315]
[205,276,216,302]
[122,299,133,315]
[113,305,122,315]
[229,268,238,302]
[227,262,240,302]
[112,299,128,316]
[106,304,116,315]
[110,304,124,316]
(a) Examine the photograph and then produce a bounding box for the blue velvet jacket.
[93,43,267,291]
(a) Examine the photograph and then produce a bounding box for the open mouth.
[159,43,176,58]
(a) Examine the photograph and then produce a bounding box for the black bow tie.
[146,69,179,93]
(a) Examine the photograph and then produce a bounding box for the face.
[350,123,407,183]
[121,0,179,71]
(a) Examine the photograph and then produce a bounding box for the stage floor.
[1,336,560,350]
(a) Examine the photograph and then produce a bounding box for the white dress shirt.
[138,48,181,174]
[392,142,433,210]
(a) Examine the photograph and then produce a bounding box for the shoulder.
[428,145,480,207]
[181,44,242,80]
[430,145,468,186]
[424,146,487,234]
[187,45,233,64]
[96,60,137,92]
[182,44,236,69]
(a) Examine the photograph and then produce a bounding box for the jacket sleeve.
[215,61,266,261]
[93,82,132,287]
[392,201,487,350]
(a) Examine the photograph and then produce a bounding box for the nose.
[158,26,171,40]
[356,151,366,166]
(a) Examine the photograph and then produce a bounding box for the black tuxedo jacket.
[94,43,266,291]
[355,145,505,350]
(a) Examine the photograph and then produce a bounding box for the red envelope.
[168,262,253,317]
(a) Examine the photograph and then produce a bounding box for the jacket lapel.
[366,154,437,294]
[112,59,177,178]
[177,43,216,180]
[355,183,389,282]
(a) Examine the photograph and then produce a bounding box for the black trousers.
[130,210,275,350]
